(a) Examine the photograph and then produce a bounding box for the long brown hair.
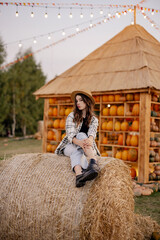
[73,94,94,127]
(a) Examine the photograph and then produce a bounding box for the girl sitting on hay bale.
[55,90,100,188]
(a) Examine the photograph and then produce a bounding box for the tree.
[6,49,46,136]
[0,37,10,135]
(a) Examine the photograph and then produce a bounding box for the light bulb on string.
[116,12,118,16]
[141,9,144,13]
[144,15,146,19]
[128,8,132,13]
[103,18,107,23]
[151,23,154,27]
[44,7,48,18]
[80,8,83,18]
[18,41,22,48]
[90,8,93,18]
[108,13,111,17]
[117,13,120,18]
[90,21,93,27]
[151,10,154,15]
[76,26,79,32]
[124,11,127,15]
[48,34,51,40]
[33,38,37,44]
[131,21,134,25]
[62,30,65,36]
[57,8,61,19]
[100,9,103,15]
[15,4,18,17]
[69,8,73,18]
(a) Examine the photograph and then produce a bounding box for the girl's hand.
[83,137,93,148]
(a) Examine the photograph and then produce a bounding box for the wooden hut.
[34,24,160,183]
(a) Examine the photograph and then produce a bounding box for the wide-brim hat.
[71,90,95,105]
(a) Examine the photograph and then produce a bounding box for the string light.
[48,34,51,40]
[18,41,22,48]
[151,10,154,15]
[141,9,144,13]
[57,8,61,19]
[76,26,79,32]
[131,21,134,25]
[116,12,118,16]
[108,13,111,17]
[117,14,120,18]
[44,7,48,18]
[90,21,93,27]
[62,30,65,36]
[128,8,132,12]
[144,15,146,19]
[80,8,83,18]
[69,8,73,18]
[90,8,93,18]
[100,9,103,15]
[16,10,19,17]
[124,11,127,15]
[33,38,37,44]
[103,18,107,23]
[151,23,154,27]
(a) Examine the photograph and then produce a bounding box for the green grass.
[0,137,160,225]
[0,137,42,160]
[134,191,160,224]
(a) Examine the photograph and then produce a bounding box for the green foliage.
[0,46,46,136]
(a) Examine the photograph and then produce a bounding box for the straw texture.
[0,153,159,240]
[34,24,160,98]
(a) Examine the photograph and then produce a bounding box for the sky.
[0,0,160,83]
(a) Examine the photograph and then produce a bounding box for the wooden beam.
[134,6,136,25]
[138,93,151,183]
[43,99,49,153]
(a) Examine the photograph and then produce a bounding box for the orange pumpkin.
[59,108,65,116]
[117,105,124,116]
[102,95,108,102]
[126,94,134,101]
[47,120,54,128]
[102,137,108,144]
[154,104,159,112]
[114,121,121,131]
[53,107,58,116]
[128,149,138,162]
[110,105,117,116]
[122,150,128,161]
[132,120,139,131]
[65,108,72,116]
[115,151,122,159]
[95,96,100,102]
[108,95,114,102]
[106,121,113,131]
[47,131,54,140]
[102,121,108,130]
[118,134,123,145]
[53,119,60,129]
[46,144,52,152]
[130,135,138,146]
[51,145,57,153]
[126,135,131,146]
[101,152,108,157]
[132,104,139,116]
[102,108,109,116]
[121,121,129,131]
[115,94,121,102]
[60,119,65,129]
[49,98,56,104]
[48,107,53,116]
[52,132,56,141]
[134,93,140,101]
[130,168,136,179]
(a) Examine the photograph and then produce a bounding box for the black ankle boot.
[78,159,99,183]
[76,174,85,188]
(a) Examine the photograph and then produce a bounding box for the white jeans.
[64,132,89,171]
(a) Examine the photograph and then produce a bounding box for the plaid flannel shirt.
[55,112,100,156]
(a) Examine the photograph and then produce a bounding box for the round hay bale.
[0,153,158,240]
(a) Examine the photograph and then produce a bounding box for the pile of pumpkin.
[47,130,66,142]
[149,164,160,181]
[150,136,160,148]
[149,150,160,163]
[48,107,73,117]
[115,148,138,162]
[101,120,139,132]
[48,118,65,129]
[102,103,139,117]
[49,98,72,104]
[102,133,139,146]
[93,93,140,103]
[132,181,154,196]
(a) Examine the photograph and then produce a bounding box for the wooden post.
[138,93,151,183]
[43,98,49,153]
[134,6,136,25]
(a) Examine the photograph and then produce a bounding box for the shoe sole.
[76,182,85,188]
[79,170,98,182]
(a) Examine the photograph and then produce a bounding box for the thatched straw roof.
[34,24,160,97]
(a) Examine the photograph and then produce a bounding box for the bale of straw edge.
[0,153,159,240]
